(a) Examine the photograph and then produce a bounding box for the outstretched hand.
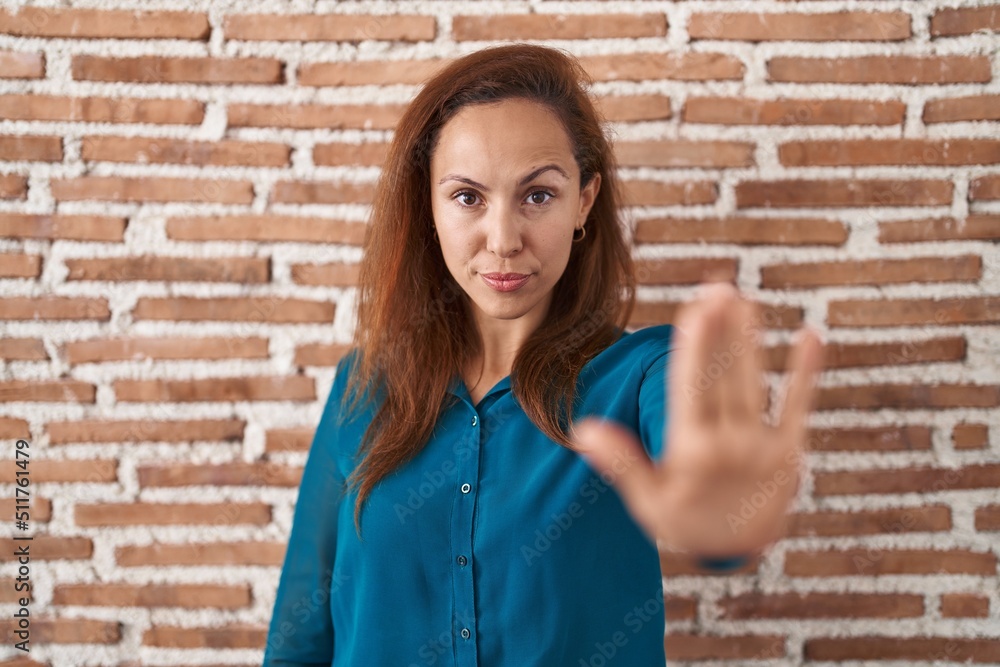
[571,277,825,559]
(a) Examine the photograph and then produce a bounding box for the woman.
[263,43,823,666]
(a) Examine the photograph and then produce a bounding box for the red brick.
[616,139,754,168]
[828,295,1000,327]
[291,262,360,287]
[81,136,289,167]
[805,425,932,452]
[0,536,91,560]
[665,634,786,661]
[788,505,951,538]
[738,178,953,208]
[0,416,30,438]
[166,215,366,245]
[665,595,697,622]
[924,94,1000,123]
[0,94,204,124]
[940,593,990,618]
[143,623,264,648]
[0,496,50,522]
[762,255,980,288]
[787,548,996,576]
[879,215,1000,243]
[66,256,269,283]
[719,592,922,619]
[0,296,109,321]
[0,213,125,241]
[292,344,354,368]
[75,502,270,526]
[65,337,267,364]
[51,176,253,204]
[634,216,847,245]
[971,175,1000,200]
[0,254,41,278]
[806,636,1000,663]
[266,427,315,452]
[815,464,1000,495]
[0,136,60,161]
[0,175,26,199]
[0,8,209,39]
[47,419,245,444]
[818,383,999,410]
[229,102,404,130]
[314,141,389,166]
[0,618,119,644]
[975,504,1000,531]
[112,376,315,403]
[53,583,250,608]
[636,258,737,285]
[299,57,450,87]
[272,180,375,205]
[0,339,46,361]
[931,5,1000,37]
[621,180,718,207]
[780,139,1000,166]
[133,296,333,323]
[953,423,989,450]
[768,55,991,84]
[0,381,82,405]
[116,540,284,567]
[689,11,909,41]
[224,13,435,42]
[683,96,904,125]
[72,55,283,84]
[806,337,965,371]
[0,50,43,78]
[0,459,115,483]
[138,463,301,488]
[578,52,744,82]
[596,94,672,123]
[453,13,667,41]
[631,300,801,329]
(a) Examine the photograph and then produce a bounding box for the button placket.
[451,406,481,663]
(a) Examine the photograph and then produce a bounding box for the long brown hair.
[338,43,637,536]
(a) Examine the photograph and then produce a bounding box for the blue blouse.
[262,323,748,666]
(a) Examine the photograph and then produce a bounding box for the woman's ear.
[578,172,601,226]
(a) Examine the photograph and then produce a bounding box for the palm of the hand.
[573,278,824,558]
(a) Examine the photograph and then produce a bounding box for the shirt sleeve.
[262,349,356,666]
[637,328,750,573]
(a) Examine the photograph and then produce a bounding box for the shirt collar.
[447,372,512,406]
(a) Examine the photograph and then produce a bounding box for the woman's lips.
[481,273,531,292]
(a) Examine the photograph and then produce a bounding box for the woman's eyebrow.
[437,164,569,192]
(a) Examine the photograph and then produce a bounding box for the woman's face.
[429,98,601,332]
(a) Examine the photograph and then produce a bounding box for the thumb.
[571,417,657,518]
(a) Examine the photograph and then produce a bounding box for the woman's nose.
[484,209,523,257]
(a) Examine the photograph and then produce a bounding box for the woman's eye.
[527,190,554,206]
[452,189,554,208]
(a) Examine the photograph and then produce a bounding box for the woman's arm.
[262,351,356,665]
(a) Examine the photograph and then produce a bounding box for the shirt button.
[461,483,471,493]
[460,628,471,639]
[471,415,478,426]
[457,555,467,566]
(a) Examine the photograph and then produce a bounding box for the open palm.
[571,277,825,559]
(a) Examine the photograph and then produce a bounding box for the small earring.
[433,229,439,243]
[572,225,586,243]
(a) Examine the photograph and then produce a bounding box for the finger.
[570,417,659,521]
[775,327,825,444]
[728,296,767,423]
[716,287,750,425]
[670,279,730,426]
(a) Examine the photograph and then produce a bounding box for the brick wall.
[0,0,998,664]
